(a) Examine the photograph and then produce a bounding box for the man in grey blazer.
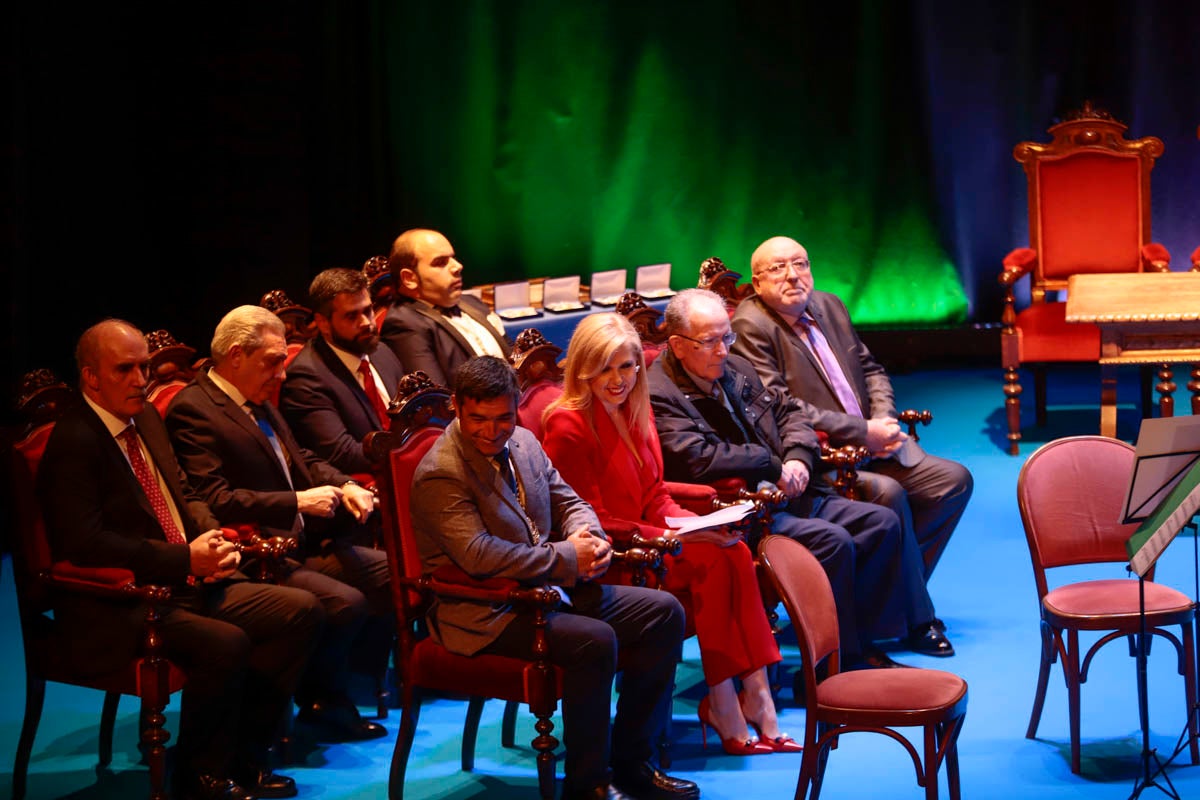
[380,228,511,387]
[731,236,973,594]
[411,356,697,800]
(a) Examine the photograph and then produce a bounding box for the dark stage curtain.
[4,1,1200,405]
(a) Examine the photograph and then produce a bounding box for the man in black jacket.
[647,289,953,662]
[39,319,323,799]
[280,268,406,474]
[168,305,389,741]
[380,228,511,387]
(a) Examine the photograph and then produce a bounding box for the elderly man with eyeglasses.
[646,288,944,669]
[731,236,973,657]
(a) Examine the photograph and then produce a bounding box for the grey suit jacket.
[731,292,923,465]
[380,295,511,388]
[410,420,600,656]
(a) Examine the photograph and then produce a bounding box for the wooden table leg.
[1157,363,1176,418]
[1100,363,1118,438]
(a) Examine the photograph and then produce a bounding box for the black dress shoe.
[563,785,636,800]
[173,773,253,800]
[844,648,909,671]
[232,765,297,799]
[296,700,388,741]
[905,622,955,657]
[612,760,700,800]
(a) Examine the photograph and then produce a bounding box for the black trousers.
[483,582,685,795]
[162,580,324,776]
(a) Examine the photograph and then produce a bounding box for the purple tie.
[796,317,863,418]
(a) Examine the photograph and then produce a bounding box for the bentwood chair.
[999,103,1171,454]
[760,534,968,799]
[1018,435,1198,774]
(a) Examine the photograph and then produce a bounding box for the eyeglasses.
[673,331,737,351]
[757,258,811,280]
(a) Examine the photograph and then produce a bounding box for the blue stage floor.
[4,364,1200,799]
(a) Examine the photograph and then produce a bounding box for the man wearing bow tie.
[280,268,406,474]
[380,228,511,387]
[167,305,390,742]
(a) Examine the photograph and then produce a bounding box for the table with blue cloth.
[496,297,670,351]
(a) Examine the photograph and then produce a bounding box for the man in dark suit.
[39,319,323,800]
[280,268,406,474]
[380,228,511,387]
[412,356,696,800]
[167,305,389,741]
[732,236,973,588]
[649,289,951,662]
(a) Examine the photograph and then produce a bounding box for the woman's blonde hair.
[544,312,651,440]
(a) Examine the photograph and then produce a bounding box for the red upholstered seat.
[1018,435,1198,774]
[1044,578,1192,620]
[759,534,967,800]
[1010,301,1099,363]
[11,422,186,800]
[999,106,1170,454]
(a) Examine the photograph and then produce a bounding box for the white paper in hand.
[664,501,755,535]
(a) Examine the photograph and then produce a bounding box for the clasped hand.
[295,483,377,523]
[568,528,612,582]
[865,417,907,459]
[189,529,240,583]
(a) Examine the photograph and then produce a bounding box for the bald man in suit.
[732,237,973,614]
[380,228,510,387]
[40,319,322,800]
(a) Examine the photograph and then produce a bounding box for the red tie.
[358,358,391,430]
[120,426,187,545]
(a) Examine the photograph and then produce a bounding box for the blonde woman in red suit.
[542,313,798,756]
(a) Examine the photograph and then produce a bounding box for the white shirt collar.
[83,393,134,438]
[207,367,250,408]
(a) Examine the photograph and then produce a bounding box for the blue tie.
[495,446,518,494]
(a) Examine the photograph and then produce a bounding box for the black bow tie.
[438,305,462,317]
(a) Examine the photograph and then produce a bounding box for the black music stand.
[1123,416,1200,799]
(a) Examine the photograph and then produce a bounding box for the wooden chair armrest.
[897,409,933,440]
[999,248,1037,286]
[427,565,561,612]
[222,525,298,582]
[1141,242,1171,272]
[46,562,173,603]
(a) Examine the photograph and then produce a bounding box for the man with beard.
[380,228,511,387]
[167,305,390,742]
[280,268,407,474]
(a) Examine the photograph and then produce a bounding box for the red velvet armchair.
[999,104,1170,454]
[10,397,185,800]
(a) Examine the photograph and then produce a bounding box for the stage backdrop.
[5,1,1200,404]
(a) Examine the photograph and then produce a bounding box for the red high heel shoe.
[738,691,803,753]
[697,696,773,756]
